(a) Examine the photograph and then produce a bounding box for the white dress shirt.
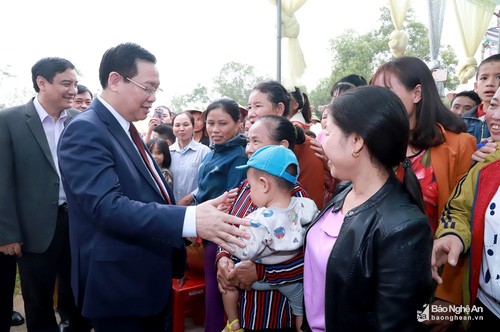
[34,97,67,205]
[170,138,210,202]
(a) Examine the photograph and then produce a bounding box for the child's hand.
[216,188,239,213]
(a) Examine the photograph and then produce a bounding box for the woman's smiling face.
[205,107,240,144]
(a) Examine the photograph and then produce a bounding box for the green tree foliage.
[170,62,265,111]
[309,7,459,107]
[170,83,211,113]
[212,62,265,106]
[439,45,459,89]
[309,77,335,107]
[0,66,20,109]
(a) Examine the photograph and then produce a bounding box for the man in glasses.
[57,42,249,331]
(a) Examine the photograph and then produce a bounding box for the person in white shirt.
[169,111,211,205]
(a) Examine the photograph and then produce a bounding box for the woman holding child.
[216,81,330,332]
[216,115,310,332]
[222,145,318,332]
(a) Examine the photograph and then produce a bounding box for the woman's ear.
[235,120,242,135]
[279,140,290,149]
[412,84,422,104]
[351,133,365,155]
[276,102,286,117]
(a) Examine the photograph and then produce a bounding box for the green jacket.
[435,145,500,307]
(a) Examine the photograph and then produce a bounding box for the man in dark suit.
[0,57,90,331]
[57,42,248,332]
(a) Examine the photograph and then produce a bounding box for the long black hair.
[371,56,465,149]
[146,138,172,169]
[330,86,425,212]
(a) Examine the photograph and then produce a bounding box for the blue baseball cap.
[236,145,299,184]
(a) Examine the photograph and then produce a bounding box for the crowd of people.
[1,42,499,332]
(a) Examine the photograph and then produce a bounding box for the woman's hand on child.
[217,257,237,294]
[227,260,258,290]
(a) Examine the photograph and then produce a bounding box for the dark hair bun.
[294,126,306,145]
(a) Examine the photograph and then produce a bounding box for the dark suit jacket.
[0,98,79,252]
[58,98,187,319]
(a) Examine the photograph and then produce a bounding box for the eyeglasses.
[125,77,163,96]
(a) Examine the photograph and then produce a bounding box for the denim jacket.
[462,105,490,144]
[194,134,248,204]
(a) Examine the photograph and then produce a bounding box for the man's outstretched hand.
[196,191,250,253]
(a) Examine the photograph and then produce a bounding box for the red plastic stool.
[171,273,206,332]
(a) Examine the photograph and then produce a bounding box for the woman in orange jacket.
[371,56,476,331]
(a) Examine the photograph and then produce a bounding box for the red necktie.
[129,123,172,204]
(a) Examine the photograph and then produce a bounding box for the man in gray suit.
[0,57,90,332]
